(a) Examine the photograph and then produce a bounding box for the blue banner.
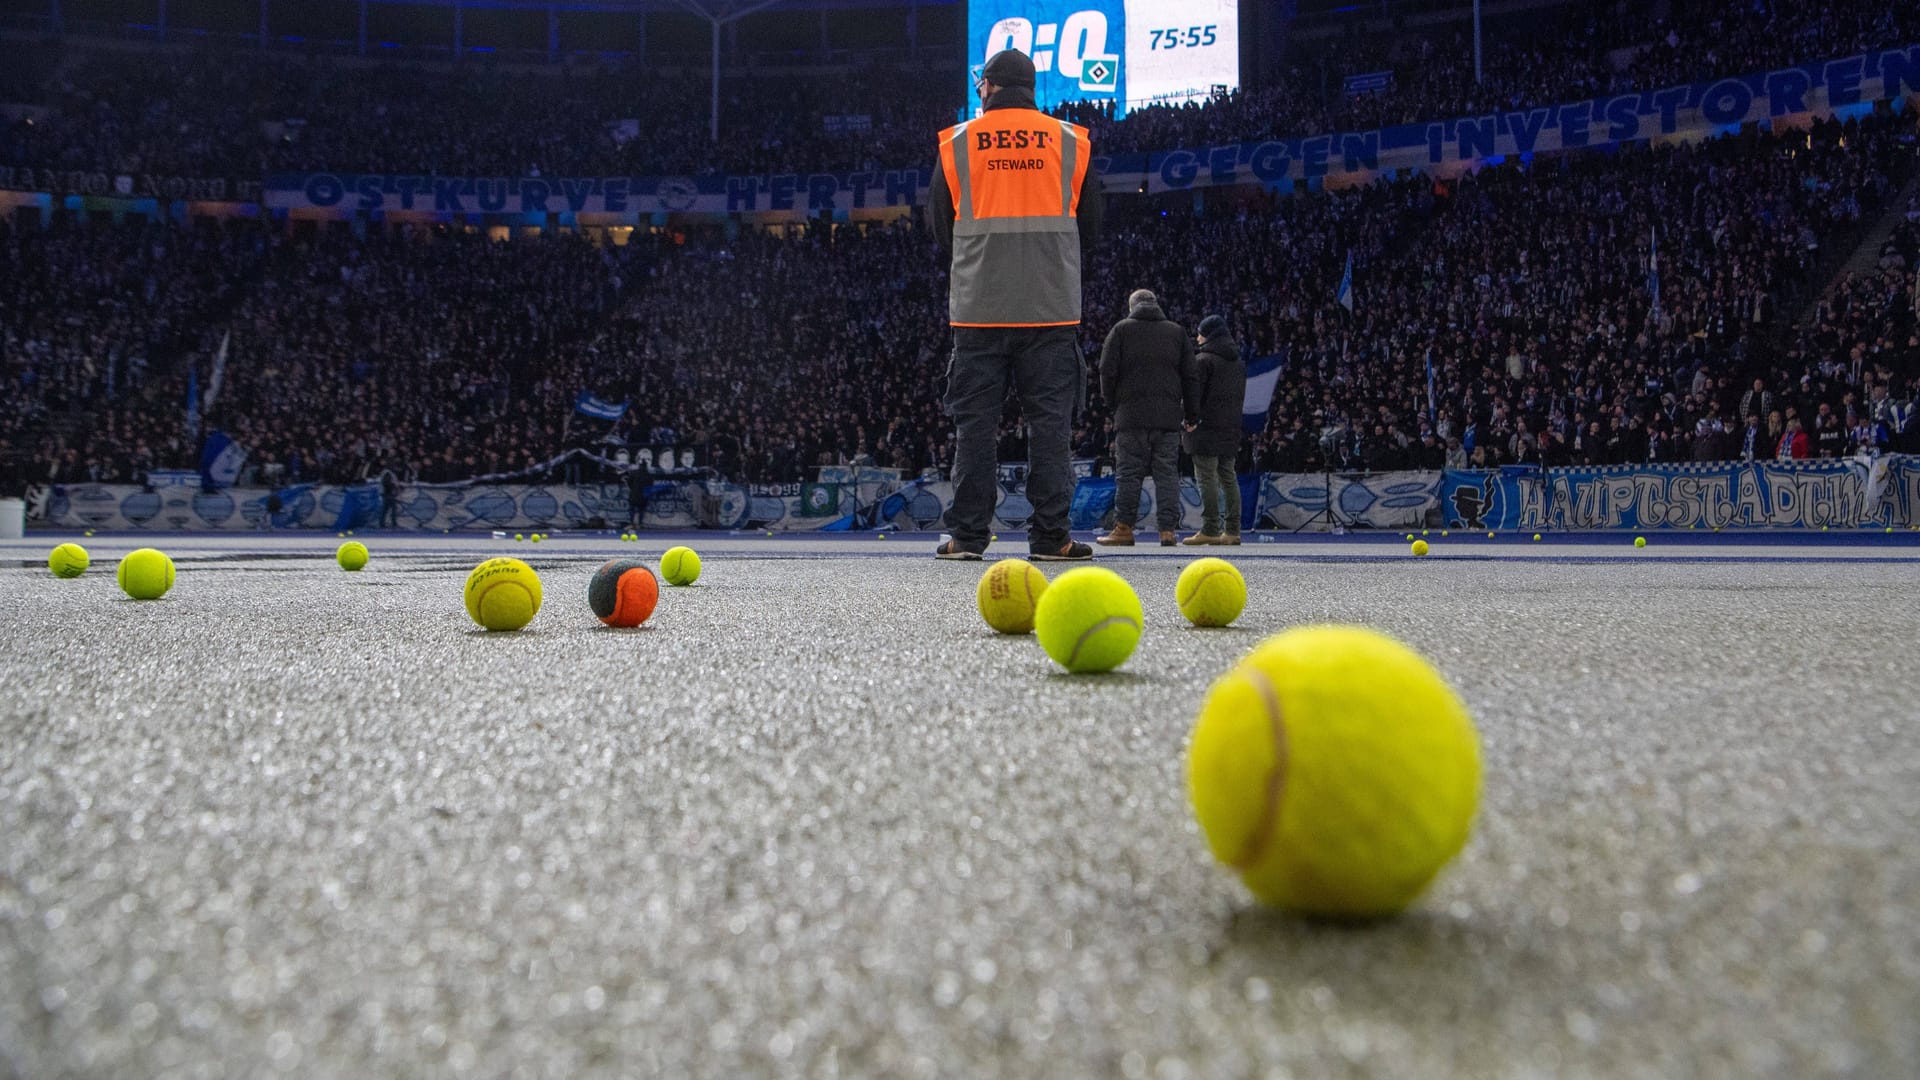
[1116,44,1919,192]
[266,169,934,215]
[574,391,629,421]
[198,430,247,490]
[1441,458,1920,531]
[258,45,1917,217]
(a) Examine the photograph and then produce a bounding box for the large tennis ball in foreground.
[1033,566,1142,672]
[1176,557,1246,627]
[49,542,90,578]
[116,548,175,599]
[464,557,543,631]
[1187,625,1480,918]
[660,546,702,586]
[589,559,659,627]
[977,558,1048,634]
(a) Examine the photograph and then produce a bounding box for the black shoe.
[935,540,985,561]
[1030,540,1093,562]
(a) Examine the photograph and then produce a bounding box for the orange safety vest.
[937,109,1091,328]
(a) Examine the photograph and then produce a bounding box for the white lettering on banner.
[1440,458,1918,531]
[256,46,1919,213]
[35,460,1918,533]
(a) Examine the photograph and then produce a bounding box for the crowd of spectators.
[0,41,955,181]
[3,0,1914,181]
[6,108,1914,499]
[4,1,1919,501]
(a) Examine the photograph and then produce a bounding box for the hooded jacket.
[1099,298,1194,432]
[1184,332,1246,457]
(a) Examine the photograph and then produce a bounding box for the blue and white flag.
[1648,228,1661,322]
[574,391,629,421]
[199,430,248,489]
[203,330,231,414]
[1242,353,1284,434]
[1335,252,1354,313]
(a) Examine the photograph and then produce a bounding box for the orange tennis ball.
[589,559,659,627]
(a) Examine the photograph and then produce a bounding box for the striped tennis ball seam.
[1177,566,1236,608]
[1229,664,1292,871]
[1065,614,1141,669]
[473,579,532,620]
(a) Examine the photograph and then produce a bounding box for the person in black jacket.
[1095,289,1195,545]
[1181,314,1246,545]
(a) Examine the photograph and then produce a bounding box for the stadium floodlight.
[672,0,786,140]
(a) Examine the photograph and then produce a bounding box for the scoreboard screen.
[968,0,1240,119]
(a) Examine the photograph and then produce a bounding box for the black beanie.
[981,49,1037,89]
[1198,315,1230,340]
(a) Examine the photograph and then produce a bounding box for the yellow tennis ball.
[1176,557,1246,627]
[1532,533,1541,542]
[514,533,525,541]
[1188,625,1481,918]
[1411,539,1429,556]
[977,559,1048,634]
[1034,566,1143,673]
[531,534,543,543]
[116,548,175,600]
[49,542,90,578]
[464,557,542,631]
[1486,531,1495,539]
[1634,536,1647,548]
[336,541,368,571]
[661,546,702,586]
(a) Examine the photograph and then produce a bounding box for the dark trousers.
[1114,428,1181,531]
[1192,454,1240,535]
[944,326,1080,550]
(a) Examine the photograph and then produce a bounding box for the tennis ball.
[977,559,1048,634]
[1405,534,1414,541]
[84,529,94,537]
[1486,531,1495,539]
[515,533,525,542]
[1441,530,1449,537]
[336,541,368,571]
[1634,536,1647,548]
[531,533,543,543]
[1034,566,1143,673]
[49,542,89,578]
[589,559,659,628]
[464,557,542,631]
[1176,557,1246,627]
[1421,530,1429,536]
[116,548,175,600]
[1188,625,1481,918]
[1532,533,1541,542]
[1411,539,1429,557]
[661,546,702,586]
